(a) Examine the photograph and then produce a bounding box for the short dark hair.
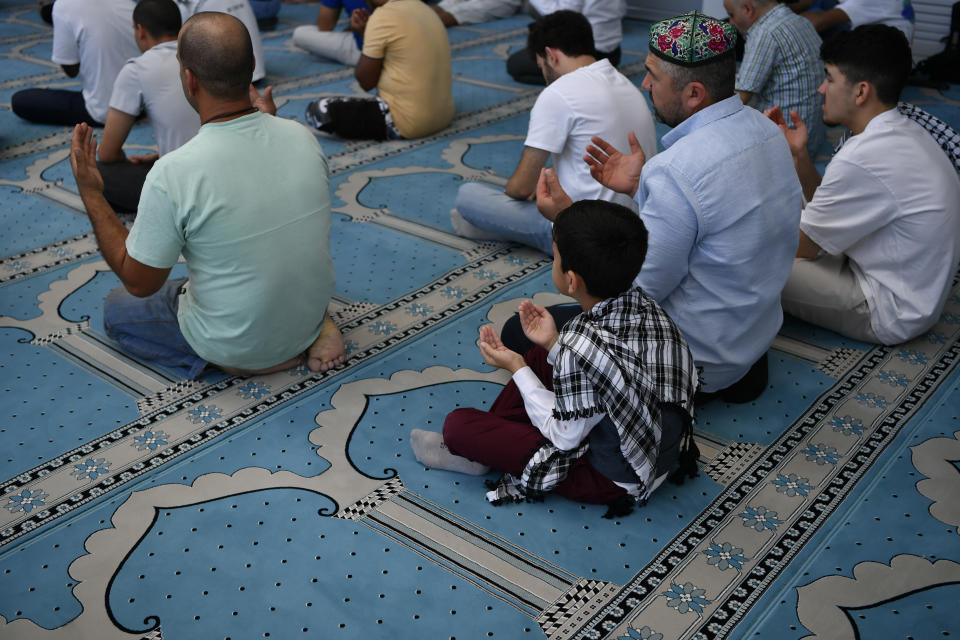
[820,24,912,106]
[552,200,648,299]
[179,12,253,100]
[133,0,182,39]
[659,54,736,102]
[527,10,596,61]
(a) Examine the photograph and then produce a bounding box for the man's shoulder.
[51,0,82,25]
[143,43,181,72]
[653,103,787,177]
[837,112,948,174]
[371,0,435,26]
[56,0,127,20]
[148,117,322,182]
[547,62,642,102]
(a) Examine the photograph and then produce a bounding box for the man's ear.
[853,80,872,106]
[544,46,561,67]
[183,67,200,98]
[683,80,709,112]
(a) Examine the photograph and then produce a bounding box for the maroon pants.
[443,346,625,505]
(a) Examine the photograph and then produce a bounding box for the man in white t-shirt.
[451,10,656,255]
[97,0,202,213]
[11,0,139,126]
[793,0,914,40]
[772,24,960,344]
[507,0,626,85]
[175,0,266,82]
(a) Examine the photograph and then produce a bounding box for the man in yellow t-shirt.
[304,0,455,140]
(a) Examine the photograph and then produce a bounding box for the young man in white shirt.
[450,9,656,255]
[97,0,202,213]
[772,24,960,345]
[507,0,626,85]
[11,0,139,126]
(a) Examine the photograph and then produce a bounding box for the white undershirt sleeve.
[511,342,604,451]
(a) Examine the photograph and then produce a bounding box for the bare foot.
[218,353,304,376]
[307,315,345,372]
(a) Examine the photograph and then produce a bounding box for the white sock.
[449,209,502,241]
[410,429,490,476]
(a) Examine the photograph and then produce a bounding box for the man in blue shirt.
[293,0,371,65]
[530,11,802,402]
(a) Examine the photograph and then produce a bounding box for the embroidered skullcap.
[649,11,738,67]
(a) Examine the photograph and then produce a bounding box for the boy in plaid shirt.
[412,200,699,513]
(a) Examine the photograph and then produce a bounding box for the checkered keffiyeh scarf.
[485,288,698,504]
[834,103,960,173]
[898,102,960,172]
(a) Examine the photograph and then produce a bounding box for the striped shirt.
[736,3,824,154]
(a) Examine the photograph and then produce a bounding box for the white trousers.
[781,253,879,343]
[436,0,522,25]
[292,27,361,66]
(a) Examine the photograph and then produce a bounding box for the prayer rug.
[1,2,959,639]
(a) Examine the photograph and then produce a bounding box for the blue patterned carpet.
[1,2,960,639]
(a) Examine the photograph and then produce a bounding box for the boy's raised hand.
[518,300,559,351]
[477,325,526,373]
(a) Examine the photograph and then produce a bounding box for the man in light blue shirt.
[531,11,802,401]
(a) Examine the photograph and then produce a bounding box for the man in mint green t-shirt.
[69,12,344,378]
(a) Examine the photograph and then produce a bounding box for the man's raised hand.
[584,131,645,197]
[536,168,573,221]
[349,8,369,34]
[764,106,808,157]
[70,123,104,198]
[518,300,559,351]
[250,84,277,116]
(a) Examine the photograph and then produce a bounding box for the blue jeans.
[103,278,208,379]
[454,182,554,255]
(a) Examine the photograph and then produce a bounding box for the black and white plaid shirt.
[486,288,699,504]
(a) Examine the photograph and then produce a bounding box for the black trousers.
[506,45,623,86]
[98,160,154,214]
[11,88,101,127]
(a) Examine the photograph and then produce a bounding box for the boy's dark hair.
[133,0,182,39]
[820,24,912,106]
[527,10,596,61]
[552,200,648,299]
